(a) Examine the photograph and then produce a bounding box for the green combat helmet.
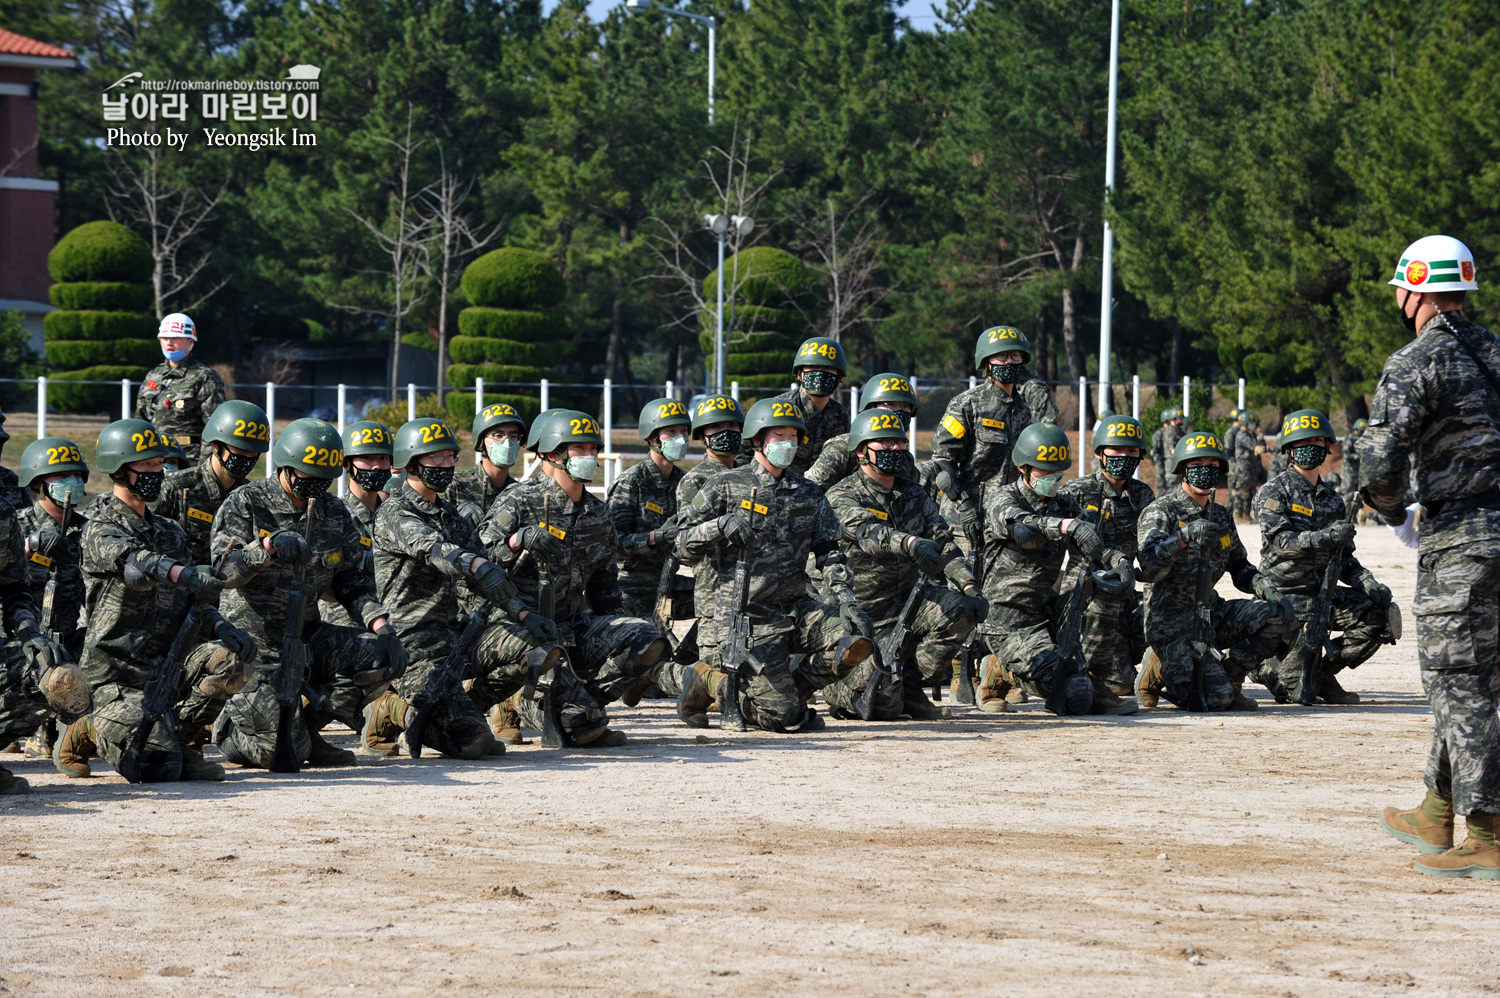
[1353,418,1368,431]
[161,436,188,471]
[393,417,460,468]
[1160,408,1180,425]
[343,420,395,458]
[1093,414,1147,452]
[974,325,1032,369]
[18,437,89,489]
[1170,430,1229,476]
[1278,409,1333,447]
[1012,422,1072,472]
[202,399,272,455]
[272,417,346,479]
[859,373,919,412]
[848,408,911,450]
[690,394,744,438]
[529,409,603,455]
[524,408,564,451]
[792,336,847,373]
[638,397,692,443]
[96,419,169,474]
[742,397,808,444]
[472,403,526,451]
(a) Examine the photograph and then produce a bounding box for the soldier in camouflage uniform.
[0,406,31,512]
[670,398,876,732]
[1058,414,1155,697]
[1255,409,1396,705]
[151,400,269,565]
[210,418,409,769]
[806,373,920,490]
[608,398,690,614]
[482,410,668,746]
[1340,418,1366,504]
[1228,411,1266,522]
[737,337,852,476]
[820,410,985,720]
[363,418,558,759]
[62,420,254,783]
[977,423,1137,715]
[1266,428,1291,481]
[450,402,526,523]
[321,421,392,631]
[1150,409,1186,494]
[932,326,1059,555]
[1136,432,1297,711]
[133,313,226,465]
[1365,235,1500,878]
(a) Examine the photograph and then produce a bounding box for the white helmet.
[158,313,197,341]
[1389,234,1478,292]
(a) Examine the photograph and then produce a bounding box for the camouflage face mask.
[1291,444,1328,470]
[988,362,1021,385]
[800,370,839,397]
[1102,454,1140,479]
[1183,465,1219,490]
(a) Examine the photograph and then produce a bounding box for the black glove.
[956,497,983,543]
[472,560,516,606]
[1360,576,1393,606]
[958,587,989,619]
[1253,576,1295,626]
[838,600,876,640]
[215,620,258,663]
[268,529,308,563]
[522,612,558,644]
[176,564,226,600]
[1182,519,1220,548]
[1102,561,1136,590]
[27,525,64,561]
[1067,520,1102,557]
[906,537,947,572]
[1310,521,1356,549]
[718,511,754,548]
[372,625,408,680]
[652,520,681,547]
[517,525,566,562]
[20,631,67,677]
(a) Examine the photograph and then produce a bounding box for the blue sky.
[541,1,948,28]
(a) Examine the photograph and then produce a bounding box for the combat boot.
[306,726,357,767]
[977,655,1010,713]
[1227,680,1259,711]
[1380,792,1454,854]
[52,717,96,778]
[903,685,950,720]
[176,728,226,781]
[574,727,627,747]
[1318,672,1360,705]
[1136,651,1164,709]
[676,663,711,728]
[360,691,406,756]
[490,704,526,745]
[1413,813,1500,879]
[0,763,28,794]
[1090,680,1138,716]
[620,673,655,708]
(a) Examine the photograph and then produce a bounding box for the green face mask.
[659,434,688,463]
[763,439,798,469]
[1029,471,1063,497]
[564,455,598,482]
[47,476,86,506]
[487,438,520,468]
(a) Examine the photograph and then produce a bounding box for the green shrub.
[455,307,566,343]
[703,247,821,310]
[734,330,800,352]
[305,318,332,341]
[360,393,456,437]
[48,281,154,312]
[44,310,158,342]
[47,221,152,284]
[401,332,436,350]
[445,391,542,426]
[460,248,567,310]
[45,339,159,368]
[729,373,796,391]
[448,336,571,367]
[446,363,551,389]
[48,365,148,413]
[725,350,797,376]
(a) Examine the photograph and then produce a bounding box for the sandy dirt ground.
[4,521,1499,997]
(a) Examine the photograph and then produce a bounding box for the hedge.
[456,307,567,343]
[47,221,153,284]
[47,365,148,413]
[401,332,436,350]
[730,373,798,390]
[724,350,797,376]
[460,248,567,310]
[44,310,158,343]
[45,339,160,369]
[49,281,154,312]
[446,363,550,388]
[444,391,542,426]
[448,336,572,367]
[703,246,821,310]
[705,304,808,336]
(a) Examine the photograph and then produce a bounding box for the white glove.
[1389,502,1423,549]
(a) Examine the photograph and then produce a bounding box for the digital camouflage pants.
[1147,596,1296,711]
[1073,585,1145,692]
[509,613,666,745]
[1414,540,1500,816]
[0,640,46,747]
[822,584,979,720]
[1267,587,1392,693]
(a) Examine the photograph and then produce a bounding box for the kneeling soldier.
[820,409,986,719]
[67,420,254,782]
[1137,432,1297,711]
[210,418,409,768]
[152,400,270,564]
[322,421,393,630]
[451,402,527,520]
[1256,409,1396,704]
[805,372,920,490]
[608,397,691,615]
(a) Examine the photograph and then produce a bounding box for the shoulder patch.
[1262,498,1281,512]
[941,414,967,438]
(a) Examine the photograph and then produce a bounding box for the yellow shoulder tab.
[940,414,967,439]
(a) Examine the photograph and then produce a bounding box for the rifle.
[269,506,316,773]
[1185,498,1223,713]
[855,570,925,721]
[953,531,983,705]
[533,495,567,749]
[1293,495,1360,705]
[719,487,759,732]
[403,604,490,758]
[116,542,235,784]
[41,488,76,644]
[1046,558,1126,716]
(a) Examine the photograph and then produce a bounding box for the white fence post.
[474,378,484,466]
[908,376,918,457]
[1182,376,1191,420]
[36,376,45,437]
[336,383,348,496]
[969,375,977,392]
[849,384,859,424]
[120,378,131,419]
[265,382,276,479]
[730,381,739,403]
[1131,375,1140,419]
[1078,376,1087,479]
[540,379,550,411]
[407,383,416,422]
[1237,377,1246,410]
[665,379,675,401]
[602,377,614,490]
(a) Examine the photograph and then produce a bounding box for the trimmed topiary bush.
[449,249,568,408]
[47,221,153,284]
[45,221,157,412]
[49,281,154,312]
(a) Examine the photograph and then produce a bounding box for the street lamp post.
[624,0,716,125]
[1096,0,1122,417]
[705,213,754,394]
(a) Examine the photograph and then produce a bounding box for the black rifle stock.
[719,488,759,732]
[954,536,983,705]
[1294,495,1360,705]
[269,507,316,773]
[403,604,489,758]
[116,542,235,784]
[1185,498,1223,713]
[41,489,75,643]
[1045,559,1126,716]
[856,571,925,721]
[535,496,567,749]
